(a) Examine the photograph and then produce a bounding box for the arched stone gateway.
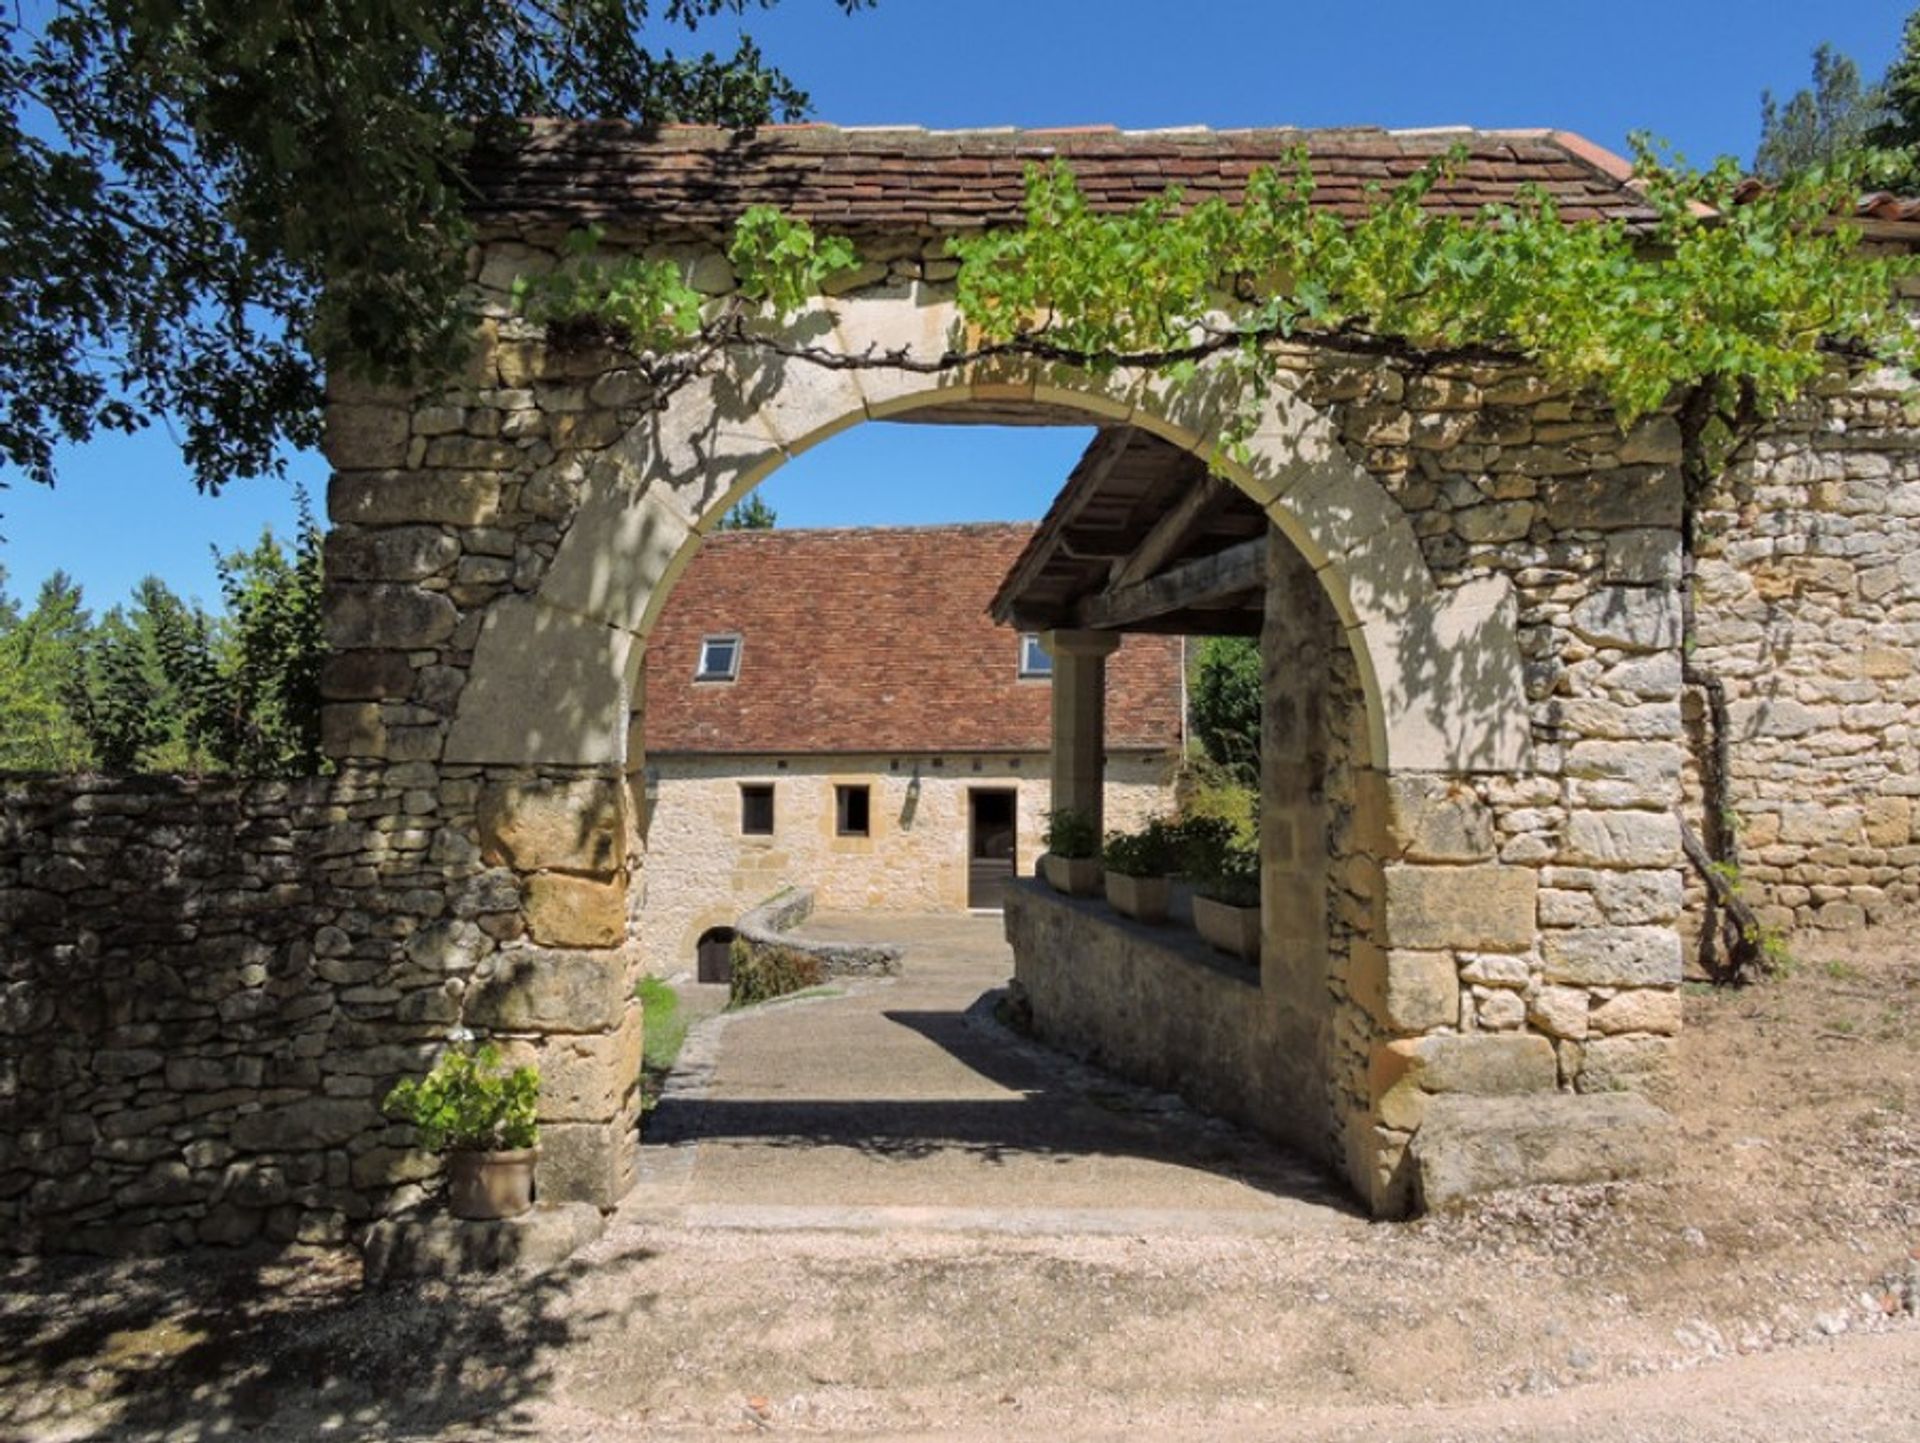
[314,125,1689,1220]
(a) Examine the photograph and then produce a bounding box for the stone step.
[1410,1092,1674,1211]
[361,1201,604,1284]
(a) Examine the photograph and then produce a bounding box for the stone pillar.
[1042,629,1121,836]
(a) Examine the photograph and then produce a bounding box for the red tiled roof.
[642,523,1184,755]
[466,122,1663,234]
[1731,178,1920,237]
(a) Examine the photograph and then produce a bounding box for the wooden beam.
[1107,472,1230,590]
[989,427,1136,623]
[1074,537,1266,631]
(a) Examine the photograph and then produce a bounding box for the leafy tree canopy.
[0,0,870,490]
[1757,42,1891,182]
[1188,636,1260,786]
[715,493,778,529]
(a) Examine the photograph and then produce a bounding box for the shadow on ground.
[0,1240,653,1440]
[645,992,1354,1212]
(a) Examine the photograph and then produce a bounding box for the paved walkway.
[625,913,1354,1233]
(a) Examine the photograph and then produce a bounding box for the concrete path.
[626,913,1355,1233]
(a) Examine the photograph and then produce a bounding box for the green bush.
[728,940,827,1008]
[382,1043,538,1153]
[1043,806,1098,860]
[1101,817,1182,877]
[636,975,688,1075]
[1194,844,1261,908]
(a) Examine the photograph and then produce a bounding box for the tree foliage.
[0,509,325,777]
[1757,42,1890,182]
[1188,636,1260,785]
[1,1,871,489]
[715,493,778,529]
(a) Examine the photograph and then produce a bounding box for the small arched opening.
[695,925,737,985]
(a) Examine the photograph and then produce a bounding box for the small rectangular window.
[696,634,741,681]
[741,784,774,836]
[1019,633,1053,679]
[835,784,871,837]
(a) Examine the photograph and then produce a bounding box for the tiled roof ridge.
[701,519,1036,541]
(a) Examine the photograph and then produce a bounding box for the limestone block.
[1618,416,1683,464]
[362,1202,606,1285]
[321,704,387,760]
[1605,528,1684,584]
[1865,797,1913,847]
[1542,468,1682,530]
[1568,585,1681,652]
[1412,1093,1674,1210]
[1541,926,1682,987]
[1594,870,1684,926]
[1589,988,1683,1036]
[465,949,629,1033]
[538,463,693,634]
[325,527,461,582]
[536,1120,637,1208]
[479,777,626,877]
[1379,774,1495,862]
[1455,500,1535,543]
[1354,576,1532,775]
[323,584,457,651]
[1527,985,1590,1040]
[1573,1035,1680,1106]
[1351,942,1460,1033]
[1565,740,1683,791]
[524,873,627,949]
[1382,862,1537,951]
[319,651,415,702]
[1779,803,1862,846]
[324,405,412,469]
[1372,1034,1558,1137]
[498,1013,642,1123]
[444,600,634,768]
[328,470,504,527]
[1561,812,1681,869]
[230,1099,376,1152]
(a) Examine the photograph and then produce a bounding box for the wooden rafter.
[1074,537,1266,631]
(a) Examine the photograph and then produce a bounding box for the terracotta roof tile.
[465,122,1662,235]
[642,523,1183,756]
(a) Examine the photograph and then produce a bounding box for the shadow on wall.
[0,1242,646,1439]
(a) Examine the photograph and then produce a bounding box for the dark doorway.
[968,789,1018,910]
[696,926,736,984]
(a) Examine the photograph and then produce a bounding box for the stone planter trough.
[1192,896,1261,963]
[1104,871,1173,924]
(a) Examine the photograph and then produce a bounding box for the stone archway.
[444,291,1531,781]
[431,291,1538,1214]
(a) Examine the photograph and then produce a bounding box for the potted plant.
[383,1042,540,1221]
[1039,807,1102,897]
[1101,818,1180,924]
[1190,839,1262,963]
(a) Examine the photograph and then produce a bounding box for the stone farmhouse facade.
[5,124,1920,1250]
[634,522,1183,976]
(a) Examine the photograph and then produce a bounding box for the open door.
[968,789,1018,910]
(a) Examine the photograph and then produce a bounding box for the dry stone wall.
[1691,367,1920,936]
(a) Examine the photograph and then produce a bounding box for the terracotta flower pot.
[1041,853,1103,897]
[446,1147,537,1220]
[1104,871,1173,924]
[1193,895,1261,962]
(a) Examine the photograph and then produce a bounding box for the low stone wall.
[0,776,361,1253]
[0,771,641,1255]
[736,887,904,978]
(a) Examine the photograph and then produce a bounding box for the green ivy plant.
[383,1042,540,1154]
[519,144,1920,465]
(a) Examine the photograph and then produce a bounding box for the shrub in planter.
[1040,806,1103,896]
[383,1042,540,1220]
[1191,842,1262,961]
[1101,818,1181,923]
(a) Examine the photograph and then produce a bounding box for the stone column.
[1042,629,1121,836]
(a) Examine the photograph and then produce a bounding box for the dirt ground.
[2,928,1918,1442]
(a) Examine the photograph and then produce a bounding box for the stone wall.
[1691,366,1920,937]
[637,752,1174,972]
[0,770,643,1253]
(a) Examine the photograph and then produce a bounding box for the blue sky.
[2,0,1913,611]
